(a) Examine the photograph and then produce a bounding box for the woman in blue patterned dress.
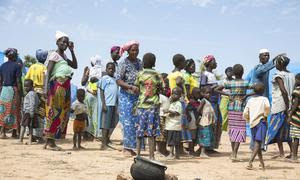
[116,40,143,156]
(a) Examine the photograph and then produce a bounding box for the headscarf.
[4,48,18,58]
[119,40,139,56]
[203,55,215,65]
[110,46,120,54]
[90,55,102,66]
[89,55,102,79]
[55,30,69,41]
[36,49,48,63]
[259,48,269,54]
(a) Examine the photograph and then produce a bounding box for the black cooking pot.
[130,156,167,180]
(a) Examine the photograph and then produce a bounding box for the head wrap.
[55,30,69,41]
[90,55,102,67]
[203,55,215,65]
[4,48,18,58]
[36,49,48,63]
[119,40,139,56]
[259,49,269,54]
[110,46,120,54]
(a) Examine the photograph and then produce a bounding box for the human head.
[253,82,265,96]
[55,31,69,52]
[106,62,116,77]
[259,49,270,65]
[4,48,18,61]
[119,40,139,59]
[191,87,201,100]
[110,46,121,61]
[24,79,34,93]
[233,64,244,78]
[171,87,183,101]
[203,55,217,70]
[295,73,300,87]
[77,89,85,103]
[185,59,195,74]
[143,52,156,68]
[36,49,48,64]
[225,67,233,79]
[200,86,211,99]
[275,55,290,71]
[172,54,186,70]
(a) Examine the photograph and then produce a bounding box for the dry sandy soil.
[0,121,299,180]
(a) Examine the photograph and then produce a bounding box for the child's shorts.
[156,116,167,142]
[251,120,267,142]
[73,119,86,133]
[167,130,182,146]
[100,106,117,130]
[21,113,39,128]
[136,108,160,137]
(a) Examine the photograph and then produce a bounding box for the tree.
[24,55,37,68]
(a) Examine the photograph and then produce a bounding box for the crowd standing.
[0,31,299,170]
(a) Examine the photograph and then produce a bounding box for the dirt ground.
[0,121,299,180]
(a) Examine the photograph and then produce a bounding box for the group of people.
[0,31,299,171]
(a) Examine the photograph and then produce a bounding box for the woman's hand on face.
[68,41,74,51]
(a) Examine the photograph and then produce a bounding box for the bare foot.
[200,152,209,158]
[78,146,85,150]
[73,146,78,150]
[246,164,254,170]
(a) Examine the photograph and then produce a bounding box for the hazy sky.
[1,0,299,86]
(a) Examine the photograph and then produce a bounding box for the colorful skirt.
[181,102,192,142]
[119,89,138,150]
[197,125,214,148]
[156,116,167,142]
[290,125,300,139]
[211,101,222,148]
[266,112,291,145]
[228,111,246,143]
[136,108,160,137]
[85,91,99,137]
[100,106,117,130]
[45,79,71,140]
[220,96,229,131]
[0,86,21,129]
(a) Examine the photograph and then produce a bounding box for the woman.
[43,31,77,150]
[116,40,142,156]
[81,55,102,140]
[0,48,22,138]
[25,49,48,143]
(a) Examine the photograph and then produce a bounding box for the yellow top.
[25,63,46,88]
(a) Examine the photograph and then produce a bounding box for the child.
[184,59,198,100]
[134,53,163,160]
[265,55,294,159]
[71,89,88,150]
[99,62,119,150]
[243,83,270,170]
[217,64,252,161]
[167,54,186,92]
[19,79,39,144]
[161,73,171,97]
[220,67,233,131]
[156,83,170,156]
[288,73,300,162]
[197,87,215,157]
[166,87,183,159]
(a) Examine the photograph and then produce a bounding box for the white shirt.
[159,94,170,117]
[165,101,182,131]
[243,96,270,128]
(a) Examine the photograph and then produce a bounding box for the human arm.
[242,104,250,123]
[44,61,55,97]
[100,89,107,112]
[255,60,275,78]
[275,77,289,112]
[214,85,229,96]
[66,41,78,69]
[81,66,90,86]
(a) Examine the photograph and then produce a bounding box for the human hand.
[68,41,74,51]
[84,66,90,76]
[102,105,107,113]
[131,86,139,94]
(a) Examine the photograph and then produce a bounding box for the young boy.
[134,53,163,160]
[166,87,183,159]
[19,79,39,144]
[99,62,118,150]
[288,73,300,163]
[243,83,270,170]
[71,89,88,150]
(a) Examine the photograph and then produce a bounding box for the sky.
[0,0,300,86]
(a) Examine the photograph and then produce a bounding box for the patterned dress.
[290,87,300,139]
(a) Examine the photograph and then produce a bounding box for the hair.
[295,73,300,85]
[172,54,185,67]
[200,86,211,94]
[143,53,156,68]
[24,79,33,86]
[172,86,183,95]
[275,55,290,68]
[161,73,168,79]
[106,62,115,69]
[77,88,85,97]
[225,67,233,73]
[233,64,244,77]
[192,87,201,95]
[254,83,265,95]
[185,59,195,71]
